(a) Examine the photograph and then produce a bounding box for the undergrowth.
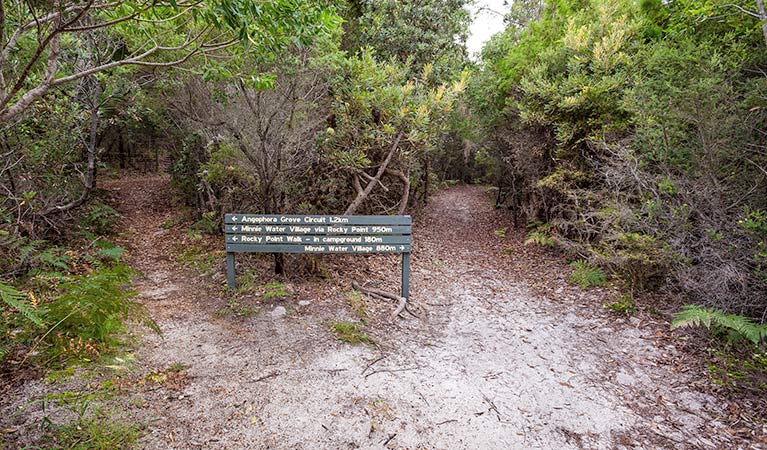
[1,236,158,368]
[331,321,372,344]
[568,260,607,289]
[673,305,767,395]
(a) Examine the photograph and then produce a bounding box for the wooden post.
[401,252,410,299]
[226,252,236,289]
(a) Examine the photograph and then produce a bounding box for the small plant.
[605,294,635,316]
[524,230,554,247]
[262,282,291,300]
[45,263,159,359]
[348,290,367,318]
[222,296,259,317]
[672,305,767,345]
[177,245,222,276]
[49,408,141,449]
[493,227,507,238]
[331,321,372,344]
[568,260,607,289]
[192,211,219,235]
[0,281,44,326]
[80,201,122,235]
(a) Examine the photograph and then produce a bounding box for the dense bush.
[469,0,767,319]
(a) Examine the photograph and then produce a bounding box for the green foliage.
[81,202,122,235]
[348,290,368,319]
[192,211,220,235]
[568,260,607,289]
[262,282,291,300]
[0,281,44,326]
[46,263,159,354]
[524,230,554,247]
[469,0,767,319]
[705,348,767,394]
[352,0,471,82]
[47,406,141,450]
[605,294,636,316]
[331,321,372,344]
[672,305,767,346]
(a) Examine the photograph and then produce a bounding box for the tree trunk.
[85,78,100,191]
[344,133,403,215]
[421,156,430,205]
[385,168,410,215]
[757,0,767,48]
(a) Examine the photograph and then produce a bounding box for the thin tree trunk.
[422,156,430,205]
[344,133,403,215]
[385,168,410,215]
[757,0,767,48]
[85,79,100,190]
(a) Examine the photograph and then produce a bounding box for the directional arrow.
[399,245,405,250]
[232,236,239,242]
[233,226,239,231]
[232,216,239,222]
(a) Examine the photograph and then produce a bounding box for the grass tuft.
[331,321,372,344]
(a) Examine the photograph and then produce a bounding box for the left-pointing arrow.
[233,226,239,231]
[232,216,239,222]
[232,236,238,242]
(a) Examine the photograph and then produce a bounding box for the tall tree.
[0,0,336,123]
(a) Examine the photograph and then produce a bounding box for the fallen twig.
[382,433,397,446]
[364,366,420,379]
[362,354,388,375]
[252,371,281,383]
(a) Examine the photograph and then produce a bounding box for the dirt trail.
[123,176,735,449]
[2,174,743,449]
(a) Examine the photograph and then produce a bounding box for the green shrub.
[192,211,219,235]
[568,260,607,289]
[602,232,671,290]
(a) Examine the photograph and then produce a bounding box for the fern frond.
[672,304,767,345]
[0,282,45,326]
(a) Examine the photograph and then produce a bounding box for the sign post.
[224,214,412,298]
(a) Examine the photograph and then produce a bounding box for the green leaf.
[0,282,44,326]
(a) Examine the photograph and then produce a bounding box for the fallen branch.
[352,281,408,319]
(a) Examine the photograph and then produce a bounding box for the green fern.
[524,230,554,247]
[0,281,44,326]
[672,305,767,345]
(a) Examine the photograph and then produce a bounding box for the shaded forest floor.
[3,174,765,449]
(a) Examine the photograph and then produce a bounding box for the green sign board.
[224,214,412,298]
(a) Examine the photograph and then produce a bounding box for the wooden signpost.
[224,214,412,298]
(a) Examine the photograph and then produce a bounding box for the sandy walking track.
[113,176,737,450]
[2,175,744,449]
